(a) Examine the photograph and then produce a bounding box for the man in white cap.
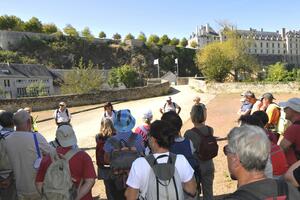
[160,96,181,114]
[279,98,300,166]
[36,125,96,200]
[53,101,71,126]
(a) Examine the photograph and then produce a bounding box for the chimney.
[261,28,263,32]
[281,28,286,38]
[206,23,209,33]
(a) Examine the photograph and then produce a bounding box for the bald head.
[13,110,31,131]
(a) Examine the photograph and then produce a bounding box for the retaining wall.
[189,78,300,94]
[0,81,170,112]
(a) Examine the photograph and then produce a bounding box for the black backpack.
[228,179,289,200]
[191,127,218,161]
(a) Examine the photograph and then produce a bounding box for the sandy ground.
[32,88,298,200]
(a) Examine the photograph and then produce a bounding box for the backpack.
[95,134,107,167]
[0,130,13,171]
[191,127,218,161]
[142,153,184,200]
[270,143,288,176]
[291,121,300,160]
[229,179,289,200]
[42,149,80,200]
[109,133,140,190]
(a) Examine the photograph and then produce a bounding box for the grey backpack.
[42,149,80,200]
[141,153,184,200]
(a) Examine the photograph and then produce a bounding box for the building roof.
[0,63,53,78]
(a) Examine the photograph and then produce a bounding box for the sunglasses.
[223,145,233,156]
[59,104,65,107]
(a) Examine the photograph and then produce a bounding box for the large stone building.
[0,63,54,98]
[188,24,300,65]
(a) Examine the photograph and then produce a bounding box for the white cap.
[279,98,300,113]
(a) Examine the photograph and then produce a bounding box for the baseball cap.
[142,110,153,121]
[279,98,300,113]
[59,102,66,106]
[56,125,77,147]
[262,93,276,100]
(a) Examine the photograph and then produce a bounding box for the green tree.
[24,17,43,33]
[98,31,106,38]
[61,58,102,94]
[190,41,198,48]
[179,38,188,47]
[124,33,135,41]
[26,81,48,97]
[147,34,160,45]
[195,28,259,82]
[195,42,231,82]
[158,34,170,46]
[63,24,79,37]
[266,62,288,82]
[112,33,121,40]
[81,27,94,41]
[137,32,146,42]
[108,65,140,88]
[169,37,179,46]
[0,15,24,31]
[42,23,58,34]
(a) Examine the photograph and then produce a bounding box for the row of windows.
[250,49,299,55]
[17,87,50,97]
[16,79,50,84]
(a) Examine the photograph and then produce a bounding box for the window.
[272,43,274,48]
[297,50,298,54]
[278,50,280,54]
[266,43,269,48]
[255,49,257,53]
[278,43,280,48]
[254,43,257,48]
[17,88,27,97]
[266,49,269,54]
[283,50,286,54]
[260,42,263,48]
[296,44,298,48]
[4,80,10,87]
[290,50,293,54]
[284,44,286,48]
[272,50,274,54]
[261,49,263,53]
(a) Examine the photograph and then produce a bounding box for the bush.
[266,62,289,82]
[26,81,48,97]
[108,65,140,88]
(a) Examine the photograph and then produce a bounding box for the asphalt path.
[38,85,216,149]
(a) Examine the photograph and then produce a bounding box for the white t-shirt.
[162,102,179,113]
[53,108,71,123]
[126,152,194,197]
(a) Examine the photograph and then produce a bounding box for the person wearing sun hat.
[103,109,144,200]
[279,98,300,166]
[36,125,96,200]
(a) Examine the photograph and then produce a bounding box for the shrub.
[108,65,140,88]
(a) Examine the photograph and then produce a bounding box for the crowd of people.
[1,93,300,200]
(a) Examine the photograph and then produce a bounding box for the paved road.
[38,85,216,149]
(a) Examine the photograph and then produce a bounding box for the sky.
[1,0,300,39]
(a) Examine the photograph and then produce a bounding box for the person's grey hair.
[227,125,270,172]
[13,110,31,127]
[190,104,206,123]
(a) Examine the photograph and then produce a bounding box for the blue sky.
[1,0,299,39]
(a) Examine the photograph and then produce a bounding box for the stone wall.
[189,78,300,94]
[1,81,170,112]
